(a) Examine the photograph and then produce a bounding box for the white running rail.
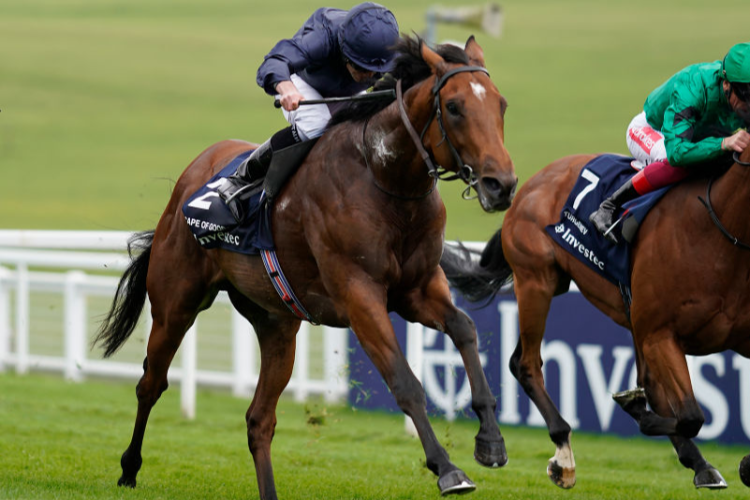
[0,230,349,419]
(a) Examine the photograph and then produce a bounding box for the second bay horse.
[441,149,750,489]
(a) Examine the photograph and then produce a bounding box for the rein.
[362,116,437,201]
[697,151,750,251]
[374,66,489,200]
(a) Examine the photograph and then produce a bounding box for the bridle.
[363,65,490,201]
[698,151,750,251]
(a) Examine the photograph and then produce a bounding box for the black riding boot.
[588,179,639,244]
[217,140,273,222]
[219,126,299,222]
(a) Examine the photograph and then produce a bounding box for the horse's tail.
[440,228,513,303]
[93,230,155,358]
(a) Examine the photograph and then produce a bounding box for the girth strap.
[261,249,319,324]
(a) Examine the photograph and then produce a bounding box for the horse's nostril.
[481,177,502,195]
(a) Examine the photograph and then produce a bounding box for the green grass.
[2,373,749,499]
[1,0,747,241]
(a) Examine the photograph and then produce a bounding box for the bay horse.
[441,148,750,489]
[94,35,517,499]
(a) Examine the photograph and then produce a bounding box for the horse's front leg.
[628,333,727,489]
[614,388,726,488]
[400,272,507,469]
[343,278,476,496]
[512,273,576,489]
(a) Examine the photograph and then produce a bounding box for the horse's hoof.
[474,436,508,468]
[547,459,576,489]
[740,455,750,487]
[694,467,727,489]
[612,387,646,408]
[438,469,476,496]
[117,475,137,488]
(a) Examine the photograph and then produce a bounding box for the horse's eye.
[445,101,460,116]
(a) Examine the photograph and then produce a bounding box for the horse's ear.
[420,40,445,72]
[464,35,486,67]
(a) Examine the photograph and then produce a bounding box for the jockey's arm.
[274,80,304,112]
[661,77,726,167]
[256,8,336,96]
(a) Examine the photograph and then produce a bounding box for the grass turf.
[2,373,749,499]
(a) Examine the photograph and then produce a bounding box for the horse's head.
[417,37,517,212]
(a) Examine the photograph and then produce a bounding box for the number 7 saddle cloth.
[544,154,671,288]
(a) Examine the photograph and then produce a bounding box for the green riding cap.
[723,42,750,83]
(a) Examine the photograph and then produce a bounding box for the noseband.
[395,65,490,200]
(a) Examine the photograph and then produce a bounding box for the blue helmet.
[338,2,399,73]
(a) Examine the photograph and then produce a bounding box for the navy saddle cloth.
[182,149,274,254]
[544,154,671,287]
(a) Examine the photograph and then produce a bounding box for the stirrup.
[222,180,255,204]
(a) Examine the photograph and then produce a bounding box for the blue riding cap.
[338,2,399,73]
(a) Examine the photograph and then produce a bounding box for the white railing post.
[293,322,310,402]
[0,266,11,372]
[181,323,197,419]
[15,263,29,374]
[232,308,255,397]
[323,326,348,402]
[64,271,87,382]
[405,321,425,436]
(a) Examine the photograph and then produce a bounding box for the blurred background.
[2,0,746,241]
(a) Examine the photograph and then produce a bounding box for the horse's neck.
[710,160,750,245]
[363,89,437,198]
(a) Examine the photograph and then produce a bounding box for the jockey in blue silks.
[219,2,399,222]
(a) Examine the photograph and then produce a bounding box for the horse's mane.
[328,36,470,126]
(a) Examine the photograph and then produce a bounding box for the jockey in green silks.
[590,42,750,243]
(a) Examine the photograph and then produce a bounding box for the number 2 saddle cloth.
[181,148,317,323]
[182,149,272,255]
[544,154,672,288]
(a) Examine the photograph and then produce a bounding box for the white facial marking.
[471,82,486,101]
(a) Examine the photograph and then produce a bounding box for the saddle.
[545,154,672,288]
[181,137,319,255]
[235,138,319,205]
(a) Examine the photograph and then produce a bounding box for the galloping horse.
[441,149,750,489]
[94,36,517,499]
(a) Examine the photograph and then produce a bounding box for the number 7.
[573,169,599,210]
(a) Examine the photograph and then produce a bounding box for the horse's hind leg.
[229,291,301,500]
[401,273,507,469]
[118,255,218,488]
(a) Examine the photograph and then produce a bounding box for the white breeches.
[625,111,667,166]
[280,74,332,142]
